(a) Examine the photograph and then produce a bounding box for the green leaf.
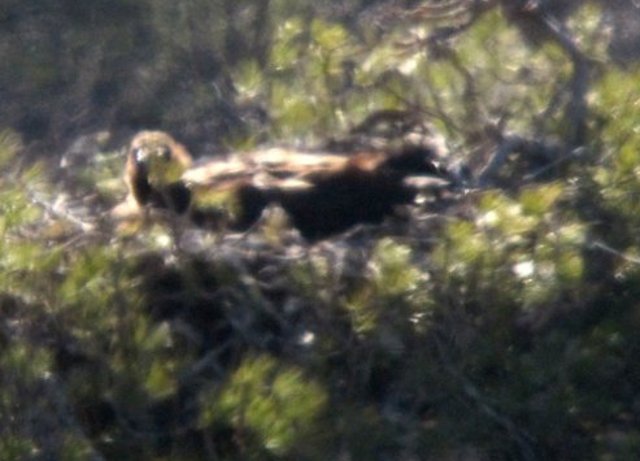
[201,355,327,455]
[145,359,177,399]
[370,238,420,296]
[311,19,348,51]
[0,129,21,169]
[519,182,564,216]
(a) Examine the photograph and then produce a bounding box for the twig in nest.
[476,133,561,187]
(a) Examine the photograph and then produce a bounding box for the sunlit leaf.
[201,355,327,455]
[519,182,564,216]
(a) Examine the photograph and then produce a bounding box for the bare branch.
[477,132,562,187]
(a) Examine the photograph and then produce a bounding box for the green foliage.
[369,238,422,297]
[5,1,640,460]
[264,17,361,139]
[0,436,32,461]
[592,68,640,155]
[590,68,640,249]
[0,130,21,168]
[200,355,327,457]
[0,341,53,459]
[0,133,59,301]
[432,184,585,316]
[0,341,52,389]
[346,238,425,337]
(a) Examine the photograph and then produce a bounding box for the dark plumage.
[113,131,448,239]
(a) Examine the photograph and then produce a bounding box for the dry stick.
[32,197,97,234]
[523,147,584,181]
[434,334,539,461]
[477,134,561,186]
[472,5,591,187]
[589,240,640,266]
[537,11,591,147]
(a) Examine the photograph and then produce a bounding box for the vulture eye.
[159,146,172,161]
[134,147,146,164]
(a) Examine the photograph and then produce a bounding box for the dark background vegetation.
[3,1,640,459]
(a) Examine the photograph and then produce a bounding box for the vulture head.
[124,131,193,213]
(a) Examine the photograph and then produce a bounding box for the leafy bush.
[4,1,640,460]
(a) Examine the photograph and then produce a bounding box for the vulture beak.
[134,144,183,187]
